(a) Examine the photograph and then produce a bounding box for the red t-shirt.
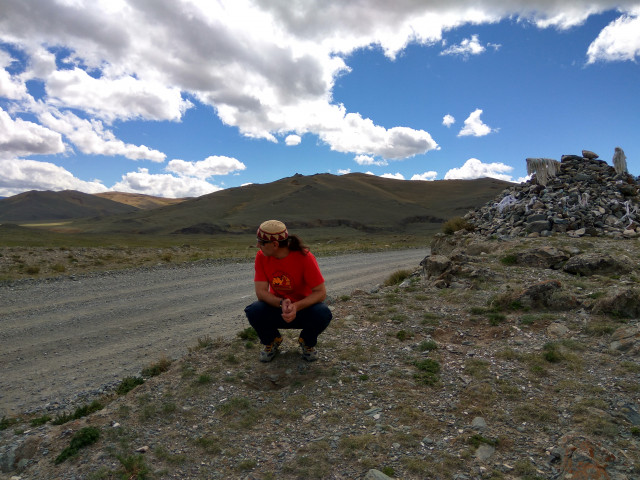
[254,250,325,302]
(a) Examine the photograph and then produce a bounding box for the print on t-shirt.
[271,271,293,292]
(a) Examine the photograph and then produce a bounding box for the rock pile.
[466,151,639,238]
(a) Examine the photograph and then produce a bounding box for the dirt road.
[0,248,427,415]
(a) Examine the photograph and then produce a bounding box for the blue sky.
[1,1,639,198]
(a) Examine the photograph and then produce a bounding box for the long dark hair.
[282,234,309,254]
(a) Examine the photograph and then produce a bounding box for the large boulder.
[516,246,569,269]
[562,253,630,276]
[592,289,640,319]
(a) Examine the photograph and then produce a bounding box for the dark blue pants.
[244,301,332,347]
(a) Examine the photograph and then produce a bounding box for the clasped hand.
[280,298,296,323]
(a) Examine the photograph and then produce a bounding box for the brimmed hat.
[257,220,288,242]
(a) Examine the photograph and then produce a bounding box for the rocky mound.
[466,151,639,238]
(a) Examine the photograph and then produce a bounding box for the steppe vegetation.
[0,224,424,283]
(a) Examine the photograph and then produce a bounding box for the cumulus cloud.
[442,114,455,127]
[380,172,405,180]
[0,51,28,100]
[46,68,192,123]
[587,8,640,63]
[444,158,514,181]
[354,154,388,166]
[337,168,351,174]
[411,171,438,181]
[0,107,65,156]
[38,109,166,161]
[440,34,486,58]
[0,158,107,197]
[112,168,223,198]
[167,156,246,178]
[458,109,495,137]
[285,134,302,146]
[321,111,438,159]
[0,1,637,195]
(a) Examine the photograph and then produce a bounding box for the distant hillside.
[94,192,189,210]
[0,190,139,223]
[69,173,511,235]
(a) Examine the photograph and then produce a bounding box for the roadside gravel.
[0,248,428,416]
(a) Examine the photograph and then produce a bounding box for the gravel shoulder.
[0,248,427,416]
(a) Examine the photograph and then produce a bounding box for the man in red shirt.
[244,220,332,362]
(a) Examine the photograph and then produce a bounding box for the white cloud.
[38,109,166,162]
[112,168,223,198]
[411,171,438,181]
[321,111,438,159]
[337,168,351,174]
[587,8,640,63]
[444,158,514,181]
[167,156,246,178]
[285,134,302,146]
[0,107,65,156]
[380,172,405,180]
[0,51,28,100]
[354,154,388,166]
[440,34,486,58]
[0,0,637,198]
[46,68,192,123]
[442,114,455,127]
[0,158,107,197]
[458,109,495,137]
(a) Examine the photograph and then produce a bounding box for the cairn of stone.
[465,149,639,238]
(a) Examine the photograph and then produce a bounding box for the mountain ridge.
[0,173,511,235]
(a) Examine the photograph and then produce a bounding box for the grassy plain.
[0,223,434,282]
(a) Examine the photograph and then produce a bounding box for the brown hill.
[70,173,511,235]
[0,190,139,223]
[94,192,189,210]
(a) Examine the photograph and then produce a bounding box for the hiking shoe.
[260,337,282,363]
[298,337,318,362]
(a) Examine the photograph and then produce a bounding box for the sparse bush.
[418,340,438,352]
[116,454,150,479]
[442,217,475,235]
[116,376,145,395]
[237,327,258,341]
[54,426,100,464]
[52,400,103,425]
[142,356,172,377]
[413,358,441,385]
[0,416,19,431]
[543,342,563,363]
[30,415,51,427]
[396,330,413,341]
[500,254,518,266]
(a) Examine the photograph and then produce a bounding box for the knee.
[244,301,268,322]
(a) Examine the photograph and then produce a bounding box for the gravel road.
[0,248,427,416]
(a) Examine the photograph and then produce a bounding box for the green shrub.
[54,426,100,464]
[237,327,258,341]
[116,376,145,395]
[0,416,19,431]
[116,454,150,479]
[52,400,103,425]
[500,254,518,266]
[418,340,438,352]
[543,343,563,363]
[30,415,51,427]
[413,359,441,385]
